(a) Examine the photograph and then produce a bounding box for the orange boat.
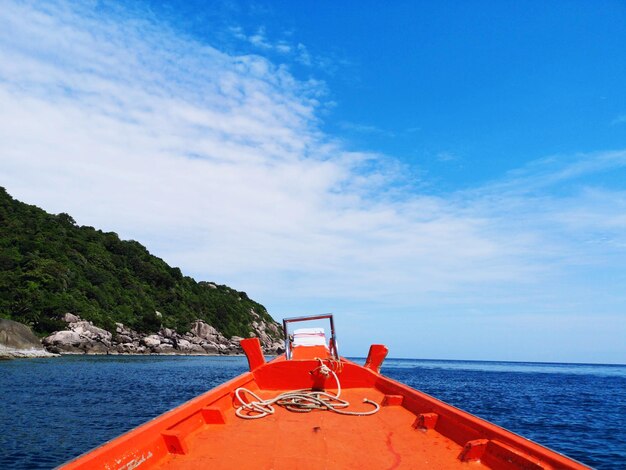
[60,314,588,469]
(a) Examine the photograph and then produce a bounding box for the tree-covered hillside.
[0,187,278,338]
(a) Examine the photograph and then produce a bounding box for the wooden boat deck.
[154,387,478,470]
[60,339,588,470]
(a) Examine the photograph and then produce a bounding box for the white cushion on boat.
[293,328,327,346]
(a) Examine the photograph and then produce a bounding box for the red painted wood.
[60,353,589,470]
[240,337,265,371]
[364,344,388,373]
[413,412,439,430]
[382,394,404,406]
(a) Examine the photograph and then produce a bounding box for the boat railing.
[282,313,339,360]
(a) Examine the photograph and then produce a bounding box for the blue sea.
[1,356,624,469]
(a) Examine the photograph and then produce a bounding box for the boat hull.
[60,341,588,469]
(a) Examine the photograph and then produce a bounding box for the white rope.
[235,359,380,419]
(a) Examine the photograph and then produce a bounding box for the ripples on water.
[0,356,249,470]
[1,356,624,469]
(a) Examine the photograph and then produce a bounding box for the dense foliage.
[0,187,277,338]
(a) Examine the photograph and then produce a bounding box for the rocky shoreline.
[0,346,58,359]
[0,318,58,359]
[1,312,284,359]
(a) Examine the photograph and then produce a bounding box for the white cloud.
[338,121,396,138]
[226,25,332,72]
[435,151,458,162]
[611,114,626,125]
[230,25,305,61]
[1,1,625,361]
[295,43,312,66]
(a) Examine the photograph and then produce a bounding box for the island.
[0,187,284,358]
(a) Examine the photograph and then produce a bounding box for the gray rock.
[190,321,220,340]
[186,343,206,354]
[0,319,57,358]
[86,342,109,354]
[36,312,284,357]
[228,337,244,353]
[63,312,80,324]
[117,343,136,353]
[43,330,83,348]
[153,343,175,354]
[201,343,219,354]
[245,312,285,354]
[43,315,115,354]
[72,321,112,343]
[117,334,132,343]
[180,339,205,354]
[176,339,193,352]
[272,342,286,354]
[1,319,42,349]
[141,335,161,348]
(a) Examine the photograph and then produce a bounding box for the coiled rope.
[234,358,380,419]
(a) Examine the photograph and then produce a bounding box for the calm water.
[0,356,624,469]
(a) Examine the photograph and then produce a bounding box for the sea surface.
[0,356,624,469]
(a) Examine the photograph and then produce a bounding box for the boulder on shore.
[0,319,58,359]
[43,317,114,354]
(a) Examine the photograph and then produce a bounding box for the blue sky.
[1,1,625,363]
